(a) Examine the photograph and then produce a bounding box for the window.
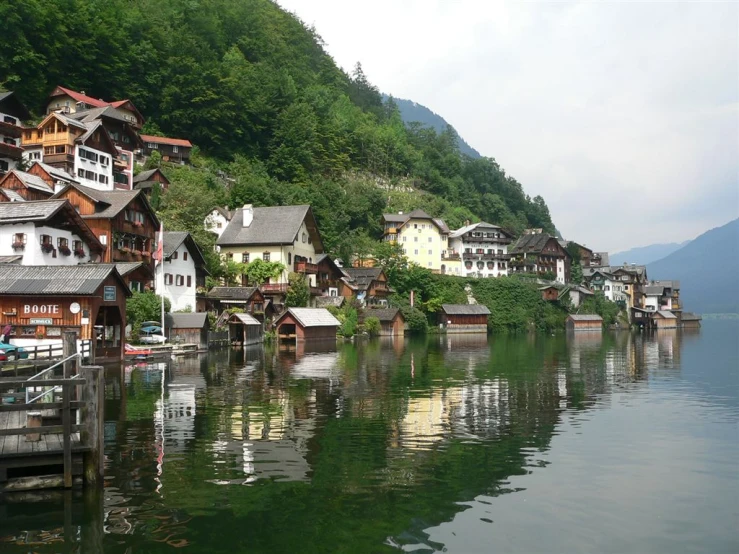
[187,275,192,287]
[129,281,142,292]
[12,233,26,248]
[100,155,108,166]
[99,234,107,245]
[227,253,233,260]
[428,237,432,243]
[3,115,17,126]
[414,224,417,229]
[428,249,432,255]
[73,240,83,252]
[287,252,292,265]
[172,251,178,260]
[402,236,407,242]
[173,146,179,153]
[216,222,222,229]
[302,233,307,243]
[242,252,250,263]
[176,275,184,286]
[414,249,418,255]
[85,170,95,180]
[605,285,610,291]
[263,252,270,262]
[40,234,52,245]
[54,145,65,154]
[98,174,108,184]
[44,146,55,155]
[147,142,158,149]
[414,236,418,242]
[57,237,69,248]
[183,252,188,261]
[165,273,173,285]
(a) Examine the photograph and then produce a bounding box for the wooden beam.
[80,365,104,486]
[62,382,72,488]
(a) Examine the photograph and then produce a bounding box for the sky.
[277,0,738,253]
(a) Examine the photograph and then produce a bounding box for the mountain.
[611,241,689,266]
[384,95,481,158]
[648,218,739,314]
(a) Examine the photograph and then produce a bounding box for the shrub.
[364,316,381,337]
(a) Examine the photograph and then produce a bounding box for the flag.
[153,223,163,265]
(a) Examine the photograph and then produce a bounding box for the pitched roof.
[449,221,510,239]
[140,134,192,147]
[133,168,169,185]
[0,91,31,121]
[0,255,23,264]
[169,312,209,329]
[33,162,78,184]
[0,199,69,222]
[50,86,109,108]
[568,314,603,321]
[1,169,54,194]
[681,312,702,321]
[656,310,677,319]
[510,233,566,256]
[315,296,345,309]
[343,267,384,289]
[67,105,130,125]
[114,262,145,277]
[441,304,491,315]
[0,189,25,202]
[0,264,128,295]
[382,209,449,233]
[651,279,679,289]
[277,308,341,328]
[161,231,189,258]
[645,286,665,296]
[207,287,259,300]
[229,313,261,326]
[365,308,401,322]
[217,205,323,251]
[55,183,158,224]
[592,252,610,266]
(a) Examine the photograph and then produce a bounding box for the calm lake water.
[1,320,737,553]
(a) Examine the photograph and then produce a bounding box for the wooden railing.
[294,261,319,274]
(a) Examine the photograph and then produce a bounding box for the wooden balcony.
[0,121,23,138]
[384,227,398,235]
[261,283,289,293]
[294,261,318,274]
[442,251,461,260]
[318,279,339,289]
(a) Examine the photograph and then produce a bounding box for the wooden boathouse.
[167,312,210,349]
[275,308,340,342]
[439,304,490,333]
[365,308,405,336]
[227,312,263,346]
[566,314,603,332]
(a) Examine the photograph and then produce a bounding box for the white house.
[157,231,209,312]
[204,206,233,241]
[0,199,104,265]
[382,209,449,271]
[0,91,31,175]
[446,221,513,278]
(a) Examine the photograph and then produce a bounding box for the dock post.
[63,330,79,378]
[26,411,42,442]
[80,365,105,485]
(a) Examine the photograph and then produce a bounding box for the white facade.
[0,222,92,265]
[204,208,231,240]
[74,145,114,190]
[556,258,566,284]
[446,229,510,278]
[159,243,199,312]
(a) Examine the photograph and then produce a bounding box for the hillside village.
[0,87,701,359]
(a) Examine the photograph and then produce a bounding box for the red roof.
[140,134,192,148]
[51,86,109,108]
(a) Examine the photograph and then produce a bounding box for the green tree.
[285,272,310,307]
[364,316,381,337]
[126,291,171,327]
[241,259,285,286]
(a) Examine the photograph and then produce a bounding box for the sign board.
[103,286,116,302]
[23,304,61,317]
[30,318,54,325]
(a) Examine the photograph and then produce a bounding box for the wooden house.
[52,183,159,290]
[365,308,405,336]
[439,304,490,333]
[654,310,678,329]
[140,135,193,165]
[565,314,603,332]
[206,287,268,319]
[0,91,31,175]
[341,267,390,306]
[0,264,130,361]
[167,312,210,348]
[539,285,560,302]
[27,161,79,190]
[510,231,572,284]
[315,254,344,297]
[0,169,55,201]
[133,168,170,194]
[45,86,144,129]
[274,308,340,342]
[681,312,702,329]
[227,312,263,346]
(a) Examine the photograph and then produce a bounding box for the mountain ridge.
[611,241,690,266]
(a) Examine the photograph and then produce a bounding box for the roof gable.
[140,134,192,148]
[217,205,324,251]
[160,231,208,270]
[441,304,491,315]
[276,308,340,328]
[49,86,108,109]
[0,91,31,121]
[169,312,209,329]
[54,183,159,224]
[0,264,128,295]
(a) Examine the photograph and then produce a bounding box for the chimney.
[242,204,253,227]
[464,219,471,226]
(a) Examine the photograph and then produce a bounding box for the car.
[0,343,29,361]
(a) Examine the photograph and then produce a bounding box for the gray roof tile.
[568,314,603,321]
[364,308,401,322]
[279,308,340,328]
[217,205,322,249]
[0,264,124,295]
[169,312,209,329]
[441,304,491,315]
[0,199,67,222]
[207,286,259,300]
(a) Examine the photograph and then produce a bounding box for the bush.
[364,316,381,337]
[340,309,358,337]
[400,305,428,334]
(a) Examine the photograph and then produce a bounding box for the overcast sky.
[277,0,738,253]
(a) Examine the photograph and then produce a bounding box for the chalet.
[439,304,490,333]
[559,240,593,267]
[583,268,629,305]
[566,314,603,332]
[446,221,513,277]
[539,285,560,302]
[140,135,193,165]
[21,112,120,191]
[365,308,405,336]
[608,264,648,310]
[0,264,130,361]
[653,310,678,329]
[158,231,209,312]
[275,308,340,342]
[0,91,31,175]
[166,312,210,349]
[45,86,144,129]
[206,287,268,320]
[217,204,324,299]
[133,168,170,194]
[0,169,55,201]
[0,200,104,265]
[382,209,450,271]
[509,231,571,284]
[226,312,263,346]
[204,206,233,240]
[27,161,79,190]
[564,285,594,308]
[53,183,159,290]
[340,267,390,306]
[315,254,344,297]
[644,280,681,313]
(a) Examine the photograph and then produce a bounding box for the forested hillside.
[382,95,482,158]
[1,0,555,267]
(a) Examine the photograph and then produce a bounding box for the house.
[509,231,571,284]
[21,112,119,191]
[540,285,560,302]
[653,310,678,329]
[0,91,31,175]
[365,308,405,336]
[565,314,603,332]
[382,209,449,271]
[53,183,159,290]
[0,169,55,201]
[564,285,594,308]
[583,268,629,305]
[157,231,209,312]
[45,86,144,129]
[681,312,702,329]
[27,161,79,191]
[439,304,491,333]
[140,135,193,165]
[0,264,130,361]
[216,204,324,298]
[206,286,267,319]
[166,312,210,349]
[644,280,681,313]
[133,168,170,194]
[340,267,390,306]
[204,206,233,240]
[315,254,344,297]
[446,221,513,277]
[274,308,340,342]
[0,200,104,265]
[226,312,263,346]
[590,252,609,267]
[608,264,648,310]
[559,240,593,267]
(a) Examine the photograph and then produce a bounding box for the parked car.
[0,343,29,361]
[139,326,166,345]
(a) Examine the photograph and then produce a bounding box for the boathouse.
[365,308,405,336]
[0,264,130,361]
[227,312,263,346]
[167,312,209,348]
[565,314,603,332]
[681,312,702,329]
[539,285,560,302]
[275,308,340,342]
[439,304,490,333]
[654,310,678,329]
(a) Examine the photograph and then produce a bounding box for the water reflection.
[2,323,736,553]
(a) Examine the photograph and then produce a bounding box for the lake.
[1,320,737,553]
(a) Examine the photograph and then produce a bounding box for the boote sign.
[23,304,62,318]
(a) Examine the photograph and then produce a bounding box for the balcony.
[384,227,398,235]
[465,235,513,244]
[261,283,289,293]
[294,261,318,274]
[318,279,339,289]
[442,250,461,260]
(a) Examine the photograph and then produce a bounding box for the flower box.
[11,241,25,251]
[40,243,55,254]
[142,251,151,258]
[58,245,71,256]
[132,221,143,227]
[119,247,131,253]
[74,248,86,258]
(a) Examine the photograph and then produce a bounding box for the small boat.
[125,343,153,358]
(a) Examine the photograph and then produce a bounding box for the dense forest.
[2,0,555,259]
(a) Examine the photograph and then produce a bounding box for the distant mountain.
[384,95,482,158]
[611,241,689,266]
[648,218,739,314]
